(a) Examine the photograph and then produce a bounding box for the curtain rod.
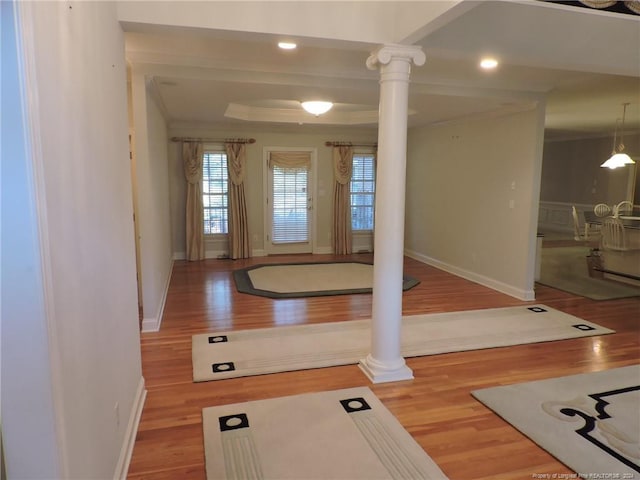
[325,141,377,148]
[171,137,256,144]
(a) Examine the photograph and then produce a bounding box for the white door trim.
[262,146,317,255]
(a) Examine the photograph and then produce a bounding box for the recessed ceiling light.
[480,57,499,70]
[278,42,297,50]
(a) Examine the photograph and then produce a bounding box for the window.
[202,151,228,234]
[350,153,375,231]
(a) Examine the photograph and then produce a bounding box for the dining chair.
[571,206,584,241]
[594,203,612,217]
[600,218,628,251]
[613,200,633,218]
[571,205,596,242]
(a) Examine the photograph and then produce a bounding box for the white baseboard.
[405,249,535,301]
[173,251,234,260]
[113,377,146,480]
[141,260,173,332]
[140,317,159,332]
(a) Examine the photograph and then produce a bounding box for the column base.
[358,355,414,384]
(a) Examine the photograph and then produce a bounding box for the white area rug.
[472,365,640,478]
[233,261,419,298]
[202,387,448,479]
[249,262,374,293]
[192,305,614,382]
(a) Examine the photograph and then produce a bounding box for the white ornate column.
[359,44,426,384]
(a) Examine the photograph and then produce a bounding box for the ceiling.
[122,1,640,142]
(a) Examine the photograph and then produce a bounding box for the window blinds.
[350,154,375,231]
[202,152,229,234]
[269,151,311,244]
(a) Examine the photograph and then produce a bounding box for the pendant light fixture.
[601,102,635,169]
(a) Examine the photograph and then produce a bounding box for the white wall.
[117,1,462,46]
[3,2,144,478]
[168,125,377,259]
[405,107,545,300]
[1,1,62,476]
[131,74,173,331]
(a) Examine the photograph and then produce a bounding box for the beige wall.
[405,107,545,300]
[168,125,377,258]
[540,133,639,206]
[167,109,546,301]
[132,82,173,330]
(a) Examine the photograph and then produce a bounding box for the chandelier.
[601,103,635,169]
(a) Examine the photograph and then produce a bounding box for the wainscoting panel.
[538,201,594,234]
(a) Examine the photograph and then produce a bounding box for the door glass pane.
[272,165,308,244]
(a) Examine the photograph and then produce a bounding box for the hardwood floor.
[127,253,639,480]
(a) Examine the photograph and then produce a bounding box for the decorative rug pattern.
[233,261,420,298]
[202,387,448,479]
[472,365,640,478]
[192,305,614,382]
[538,246,640,300]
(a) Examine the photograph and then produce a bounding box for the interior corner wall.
[5,2,143,478]
[131,73,173,329]
[405,108,544,300]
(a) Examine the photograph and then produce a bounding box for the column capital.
[366,44,426,71]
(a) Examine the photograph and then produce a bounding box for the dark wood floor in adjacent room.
[127,253,640,480]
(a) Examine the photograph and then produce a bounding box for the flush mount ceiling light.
[601,102,635,169]
[301,101,333,116]
[579,0,616,8]
[480,57,499,70]
[278,42,297,50]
